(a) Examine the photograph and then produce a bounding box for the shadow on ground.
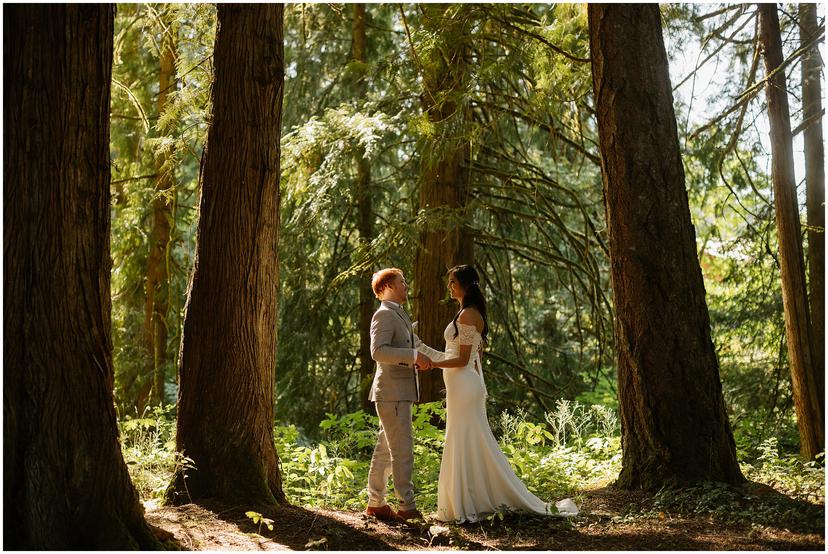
[144,485,825,550]
[146,500,401,550]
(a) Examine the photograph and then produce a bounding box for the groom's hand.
[415,352,432,371]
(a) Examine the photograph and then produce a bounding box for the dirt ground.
[145,485,825,551]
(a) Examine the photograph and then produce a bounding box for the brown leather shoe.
[395,508,423,522]
[365,504,398,521]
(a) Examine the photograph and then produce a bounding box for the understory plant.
[120,400,822,521]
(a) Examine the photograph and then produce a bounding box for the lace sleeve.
[457,323,480,346]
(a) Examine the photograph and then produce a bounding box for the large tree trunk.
[144,8,178,409]
[759,3,823,459]
[413,5,474,403]
[800,2,825,420]
[3,5,161,548]
[588,4,744,489]
[353,3,376,413]
[165,5,285,505]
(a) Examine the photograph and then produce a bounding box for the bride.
[427,264,578,523]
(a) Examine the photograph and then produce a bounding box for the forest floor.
[145,484,824,551]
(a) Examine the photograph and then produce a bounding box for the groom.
[365,268,442,522]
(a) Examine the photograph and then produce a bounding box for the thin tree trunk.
[353,3,376,412]
[759,3,823,459]
[145,8,178,409]
[165,5,285,505]
[413,5,474,403]
[588,4,745,489]
[3,5,161,548]
[800,2,824,419]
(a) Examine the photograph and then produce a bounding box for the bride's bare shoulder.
[458,308,484,331]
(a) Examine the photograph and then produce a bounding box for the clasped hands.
[415,351,433,371]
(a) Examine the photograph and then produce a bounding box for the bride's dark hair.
[449,264,489,342]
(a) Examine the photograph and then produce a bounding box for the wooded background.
[104,1,823,450]
[4,3,824,549]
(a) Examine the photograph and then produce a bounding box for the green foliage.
[647,477,824,533]
[662,5,803,457]
[245,511,274,533]
[111,3,216,414]
[110,3,812,466]
[121,403,821,533]
[120,404,183,501]
[741,439,825,503]
[496,400,621,494]
[274,401,617,513]
[275,422,365,510]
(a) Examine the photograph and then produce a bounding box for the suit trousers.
[366,400,416,511]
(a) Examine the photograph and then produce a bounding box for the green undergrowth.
[275,400,621,512]
[646,480,824,534]
[120,401,823,529]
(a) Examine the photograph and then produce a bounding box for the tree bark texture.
[413,5,475,403]
[166,4,285,505]
[800,2,825,419]
[3,5,161,548]
[588,4,745,489]
[759,3,823,459]
[353,3,376,412]
[143,9,178,409]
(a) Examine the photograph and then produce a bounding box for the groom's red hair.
[371,268,403,299]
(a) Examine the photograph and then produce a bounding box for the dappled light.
[5,2,824,550]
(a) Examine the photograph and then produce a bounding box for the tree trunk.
[588,4,745,489]
[3,5,161,548]
[353,3,376,413]
[144,8,178,409]
[413,5,474,403]
[165,5,285,505]
[759,3,823,459]
[800,2,825,420]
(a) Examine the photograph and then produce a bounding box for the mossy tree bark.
[759,3,823,460]
[588,4,745,489]
[3,5,161,548]
[413,5,475,403]
[165,5,285,506]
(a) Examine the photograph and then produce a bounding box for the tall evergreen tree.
[758,3,823,459]
[413,5,475,403]
[4,5,161,548]
[144,5,178,408]
[352,3,376,412]
[166,4,286,505]
[588,4,744,488]
[800,2,824,418]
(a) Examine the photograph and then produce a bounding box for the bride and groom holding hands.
[365,265,578,524]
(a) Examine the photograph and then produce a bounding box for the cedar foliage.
[102,4,824,464]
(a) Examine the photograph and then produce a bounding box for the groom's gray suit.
[366,300,443,512]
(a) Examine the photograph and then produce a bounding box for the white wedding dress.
[435,322,578,523]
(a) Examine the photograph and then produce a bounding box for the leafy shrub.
[275,421,367,509]
[741,438,825,503]
[121,399,820,529]
[120,404,179,502]
[648,478,824,533]
[276,400,621,512]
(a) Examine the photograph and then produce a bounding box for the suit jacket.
[369,300,445,402]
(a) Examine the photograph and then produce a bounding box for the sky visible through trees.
[5,3,825,549]
[98,4,826,454]
[666,10,824,192]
